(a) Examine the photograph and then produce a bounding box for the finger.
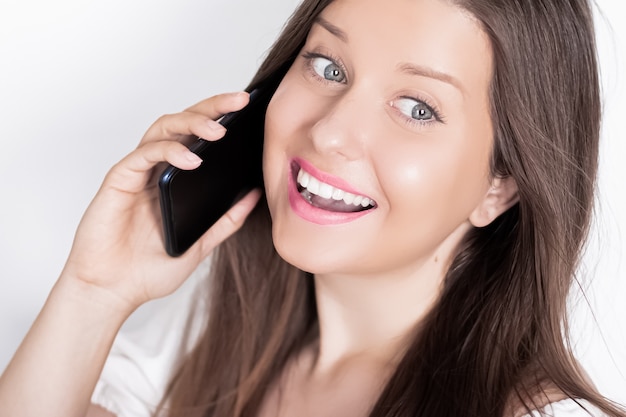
[140,92,249,145]
[193,189,263,258]
[105,141,202,193]
[140,112,227,145]
[184,91,250,119]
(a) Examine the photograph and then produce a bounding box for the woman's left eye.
[310,56,346,83]
[393,97,436,122]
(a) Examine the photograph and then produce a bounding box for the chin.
[270,224,343,275]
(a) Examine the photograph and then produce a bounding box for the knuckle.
[212,211,242,239]
[223,211,241,229]
[135,141,155,157]
[157,114,176,138]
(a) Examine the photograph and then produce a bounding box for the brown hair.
[160,0,626,416]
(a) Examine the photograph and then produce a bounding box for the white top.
[92,260,210,417]
[525,400,606,417]
[91,262,607,417]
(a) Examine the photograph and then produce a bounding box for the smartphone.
[158,86,274,257]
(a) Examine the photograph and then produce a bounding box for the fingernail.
[226,91,249,102]
[186,151,202,165]
[207,119,226,131]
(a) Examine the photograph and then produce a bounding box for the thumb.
[193,189,263,258]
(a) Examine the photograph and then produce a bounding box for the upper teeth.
[297,168,374,208]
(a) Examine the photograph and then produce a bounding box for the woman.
[0,0,623,416]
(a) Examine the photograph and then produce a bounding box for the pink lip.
[287,158,374,225]
[294,157,370,197]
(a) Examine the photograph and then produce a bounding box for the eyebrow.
[314,16,349,43]
[397,62,465,94]
[314,16,464,94]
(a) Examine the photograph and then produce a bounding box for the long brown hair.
[160,1,625,416]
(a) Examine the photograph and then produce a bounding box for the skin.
[0,93,261,417]
[261,0,517,415]
[0,1,519,416]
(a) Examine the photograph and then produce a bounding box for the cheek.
[262,97,284,211]
[262,77,308,213]
[265,85,299,143]
[373,132,492,230]
[263,79,307,164]
[263,74,329,189]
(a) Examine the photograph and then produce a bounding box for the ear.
[469,176,519,228]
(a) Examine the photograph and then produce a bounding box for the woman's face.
[263,0,494,277]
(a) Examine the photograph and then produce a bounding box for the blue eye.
[311,56,346,83]
[394,97,435,121]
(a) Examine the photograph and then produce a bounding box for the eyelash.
[301,50,349,85]
[393,96,446,128]
[300,49,445,127]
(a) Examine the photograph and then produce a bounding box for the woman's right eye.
[309,56,346,83]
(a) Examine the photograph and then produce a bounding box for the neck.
[302,221,472,379]
[310,258,446,375]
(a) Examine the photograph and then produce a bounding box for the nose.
[309,90,373,161]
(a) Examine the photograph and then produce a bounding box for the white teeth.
[306,176,320,195]
[318,182,334,199]
[343,192,356,205]
[299,170,310,188]
[296,168,375,208]
[331,188,345,200]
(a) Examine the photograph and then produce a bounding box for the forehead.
[318,0,483,41]
[315,0,493,92]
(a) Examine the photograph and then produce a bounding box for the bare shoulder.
[86,404,116,417]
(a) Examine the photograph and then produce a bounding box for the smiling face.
[263,0,497,278]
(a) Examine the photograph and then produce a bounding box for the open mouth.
[292,161,377,213]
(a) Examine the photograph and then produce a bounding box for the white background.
[0,0,624,406]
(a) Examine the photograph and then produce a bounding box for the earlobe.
[469,177,519,228]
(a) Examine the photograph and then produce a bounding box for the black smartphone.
[158,86,274,257]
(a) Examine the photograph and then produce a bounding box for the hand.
[60,92,261,315]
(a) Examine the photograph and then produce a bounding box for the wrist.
[53,272,137,326]
[0,273,134,416]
